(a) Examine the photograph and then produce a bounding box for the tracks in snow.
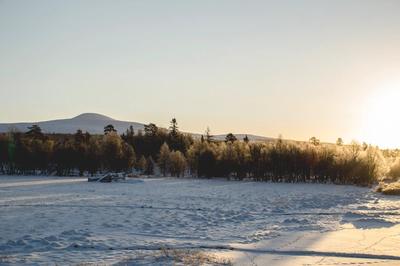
[1,203,399,217]
[6,243,400,261]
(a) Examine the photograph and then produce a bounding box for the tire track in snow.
[221,247,400,261]
[6,244,400,261]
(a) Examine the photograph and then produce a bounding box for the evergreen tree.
[128,125,135,137]
[243,135,249,143]
[309,137,320,146]
[74,129,86,144]
[169,118,179,138]
[225,133,237,143]
[104,124,116,135]
[73,130,89,175]
[198,149,216,178]
[0,135,9,173]
[26,125,43,139]
[205,127,213,143]
[86,139,101,176]
[122,125,135,143]
[144,123,158,137]
[144,156,154,175]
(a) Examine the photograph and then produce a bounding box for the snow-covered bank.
[214,225,400,265]
[0,177,86,188]
[0,177,399,265]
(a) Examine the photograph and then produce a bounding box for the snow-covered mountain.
[0,113,145,135]
[0,113,273,141]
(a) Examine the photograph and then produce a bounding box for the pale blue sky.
[1,0,400,146]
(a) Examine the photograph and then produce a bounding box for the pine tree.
[74,129,85,144]
[26,125,43,139]
[225,133,237,143]
[0,135,9,173]
[169,118,179,138]
[144,123,158,137]
[198,149,216,178]
[243,135,249,143]
[309,137,320,146]
[128,125,135,136]
[144,156,155,175]
[205,127,213,143]
[104,124,116,135]
[86,139,101,176]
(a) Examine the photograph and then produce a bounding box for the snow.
[215,225,400,265]
[0,176,399,265]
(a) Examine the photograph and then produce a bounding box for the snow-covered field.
[1,176,400,265]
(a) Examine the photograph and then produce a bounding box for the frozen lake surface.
[1,176,400,265]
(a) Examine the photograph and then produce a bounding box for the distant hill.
[208,134,274,142]
[0,113,274,142]
[0,113,145,135]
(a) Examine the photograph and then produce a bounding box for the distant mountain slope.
[210,134,274,142]
[0,113,274,141]
[0,113,145,134]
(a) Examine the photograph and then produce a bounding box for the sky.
[1,0,400,147]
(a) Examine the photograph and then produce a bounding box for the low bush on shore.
[377,181,400,195]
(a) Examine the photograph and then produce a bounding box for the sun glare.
[363,84,400,148]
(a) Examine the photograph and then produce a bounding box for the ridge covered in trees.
[0,118,397,186]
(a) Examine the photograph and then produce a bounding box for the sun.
[362,84,400,148]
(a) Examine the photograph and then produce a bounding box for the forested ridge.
[1,119,399,186]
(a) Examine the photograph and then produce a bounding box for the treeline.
[186,138,386,186]
[0,121,192,176]
[0,119,390,186]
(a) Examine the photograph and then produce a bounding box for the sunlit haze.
[362,82,400,148]
[1,0,400,148]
